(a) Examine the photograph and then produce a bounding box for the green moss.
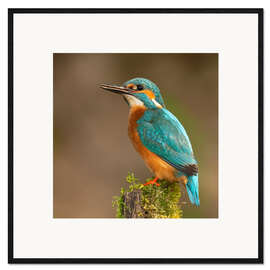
[112,172,182,218]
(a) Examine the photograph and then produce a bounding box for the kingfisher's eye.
[137,84,144,90]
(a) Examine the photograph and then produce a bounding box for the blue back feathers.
[137,104,200,206]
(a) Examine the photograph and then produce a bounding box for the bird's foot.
[143,177,160,187]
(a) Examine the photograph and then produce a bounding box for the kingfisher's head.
[100,78,165,109]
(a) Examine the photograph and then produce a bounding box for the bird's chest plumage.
[128,106,177,182]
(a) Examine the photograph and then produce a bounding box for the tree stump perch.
[122,189,145,218]
[113,173,183,218]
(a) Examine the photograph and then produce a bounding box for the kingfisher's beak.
[100,84,135,95]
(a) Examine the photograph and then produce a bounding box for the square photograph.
[53,53,218,218]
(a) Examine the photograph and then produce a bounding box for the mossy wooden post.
[113,173,183,218]
[122,189,144,218]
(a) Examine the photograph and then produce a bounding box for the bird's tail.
[186,174,200,206]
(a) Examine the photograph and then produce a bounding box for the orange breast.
[128,106,178,182]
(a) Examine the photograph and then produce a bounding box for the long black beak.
[100,83,135,95]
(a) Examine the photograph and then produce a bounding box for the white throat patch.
[124,94,144,107]
[151,98,162,108]
[124,94,162,109]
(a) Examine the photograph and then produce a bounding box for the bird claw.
[143,177,160,186]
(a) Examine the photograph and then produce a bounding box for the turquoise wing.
[137,108,198,176]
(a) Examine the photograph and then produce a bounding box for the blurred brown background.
[53,53,218,218]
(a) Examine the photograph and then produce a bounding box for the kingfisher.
[100,78,200,206]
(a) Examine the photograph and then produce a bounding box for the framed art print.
[8,9,263,263]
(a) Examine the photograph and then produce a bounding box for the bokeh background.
[53,53,218,218]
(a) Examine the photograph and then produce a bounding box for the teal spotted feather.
[137,108,197,170]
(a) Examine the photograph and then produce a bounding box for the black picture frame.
[8,8,264,264]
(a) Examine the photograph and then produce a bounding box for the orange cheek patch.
[126,83,137,90]
[137,90,155,99]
